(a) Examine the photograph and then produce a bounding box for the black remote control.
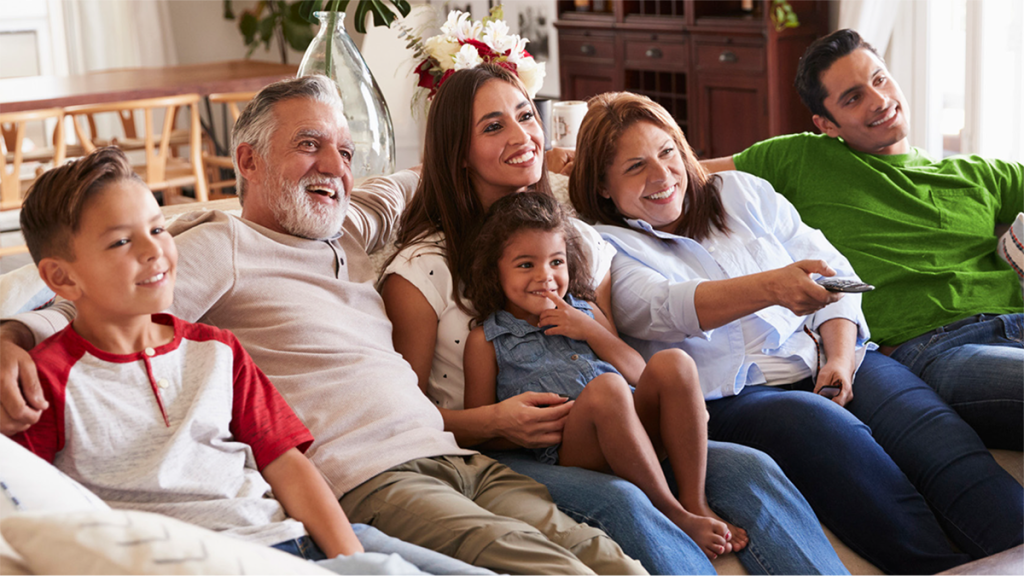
[816,278,875,293]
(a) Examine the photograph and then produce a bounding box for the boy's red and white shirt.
[13,314,314,546]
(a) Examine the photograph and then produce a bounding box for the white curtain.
[63,0,177,74]
[837,0,901,56]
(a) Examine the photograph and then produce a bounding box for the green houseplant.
[223,0,411,63]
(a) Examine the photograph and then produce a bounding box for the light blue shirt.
[598,171,873,400]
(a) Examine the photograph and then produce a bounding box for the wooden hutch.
[555,0,830,158]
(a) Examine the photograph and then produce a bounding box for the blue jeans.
[889,313,1024,450]
[272,525,494,575]
[490,441,847,575]
[847,350,1023,559]
[706,373,972,575]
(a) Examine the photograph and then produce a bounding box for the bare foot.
[695,505,749,552]
[668,509,733,559]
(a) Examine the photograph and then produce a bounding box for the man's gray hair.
[231,75,343,203]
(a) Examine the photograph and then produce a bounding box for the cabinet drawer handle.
[645,47,663,59]
[719,51,738,63]
[580,44,596,56]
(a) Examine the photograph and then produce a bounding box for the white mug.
[552,100,588,149]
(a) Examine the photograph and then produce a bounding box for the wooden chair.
[65,94,209,204]
[203,91,256,196]
[1,108,66,257]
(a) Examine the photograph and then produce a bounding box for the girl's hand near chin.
[539,291,602,342]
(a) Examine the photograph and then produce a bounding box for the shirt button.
[708,246,716,253]
[144,347,156,357]
[571,354,579,361]
[157,379,169,389]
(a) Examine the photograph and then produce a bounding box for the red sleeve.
[13,338,72,462]
[225,333,313,470]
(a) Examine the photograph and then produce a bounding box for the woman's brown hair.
[568,92,727,242]
[464,192,593,326]
[386,64,552,309]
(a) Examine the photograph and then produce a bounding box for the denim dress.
[483,294,624,464]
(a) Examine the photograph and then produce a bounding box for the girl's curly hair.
[464,192,594,326]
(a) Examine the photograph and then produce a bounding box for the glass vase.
[298,11,396,177]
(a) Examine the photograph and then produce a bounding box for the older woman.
[380,64,846,574]
[567,91,1011,575]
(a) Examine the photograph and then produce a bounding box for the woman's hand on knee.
[494,392,574,448]
[814,359,855,407]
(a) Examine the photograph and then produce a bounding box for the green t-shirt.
[734,132,1023,346]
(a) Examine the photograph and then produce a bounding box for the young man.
[702,27,1023,561]
[12,147,364,562]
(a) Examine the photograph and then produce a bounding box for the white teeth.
[308,186,336,198]
[645,187,674,200]
[139,273,164,285]
[507,150,536,165]
[870,107,897,127]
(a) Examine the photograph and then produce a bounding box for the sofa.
[6,177,1024,569]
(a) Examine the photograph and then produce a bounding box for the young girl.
[462,191,746,559]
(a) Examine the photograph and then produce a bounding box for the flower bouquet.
[401,5,546,102]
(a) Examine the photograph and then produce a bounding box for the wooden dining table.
[0,60,298,155]
[0,60,298,113]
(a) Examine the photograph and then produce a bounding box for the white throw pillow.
[2,509,334,575]
[998,212,1024,284]
[0,434,108,518]
[0,263,53,318]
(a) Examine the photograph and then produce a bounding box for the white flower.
[505,35,530,64]
[425,35,461,71]
[482,20,515,53]
[454,43,484,70]
[515,57,546,98]
[442,10,482,42]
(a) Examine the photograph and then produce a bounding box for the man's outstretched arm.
[700,156,736,173]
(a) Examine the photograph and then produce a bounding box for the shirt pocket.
[932,188,994,235]
[735,235,793,276]
[505,339,546,365]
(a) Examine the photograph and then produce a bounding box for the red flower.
[415,60,434,90]
[464,39,497,61]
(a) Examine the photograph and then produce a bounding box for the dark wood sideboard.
[555,0,829,158]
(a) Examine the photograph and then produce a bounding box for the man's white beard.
[268,171,348,240]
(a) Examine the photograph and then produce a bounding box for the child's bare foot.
[695,505,748,552]
[669,509,733,559]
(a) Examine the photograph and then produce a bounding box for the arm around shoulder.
[0,321,48,436]
[700,156,736,173]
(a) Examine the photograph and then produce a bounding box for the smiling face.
[601,121,689,233]
[244,97,355,239]
[498,228,569,325]
[814,48,911,155]
[466,79,545,211]
[58,180,177,323]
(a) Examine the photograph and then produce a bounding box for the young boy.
[12,147,363,560]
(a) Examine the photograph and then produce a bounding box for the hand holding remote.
[815,278,875,293]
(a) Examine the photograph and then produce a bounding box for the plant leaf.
[353,0,373,33]
[239,11,259,44]
[223,0,235,20]
[298,0,320,23]
[389,0,411,18]
[259,13,277,48]
[283,5,316,50]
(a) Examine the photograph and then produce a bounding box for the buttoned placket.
[326,240,345,279]
[141,347,171,427]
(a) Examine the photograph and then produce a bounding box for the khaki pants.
[340,454,646,575]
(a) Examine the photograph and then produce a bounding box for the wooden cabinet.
[555,0,829,157]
